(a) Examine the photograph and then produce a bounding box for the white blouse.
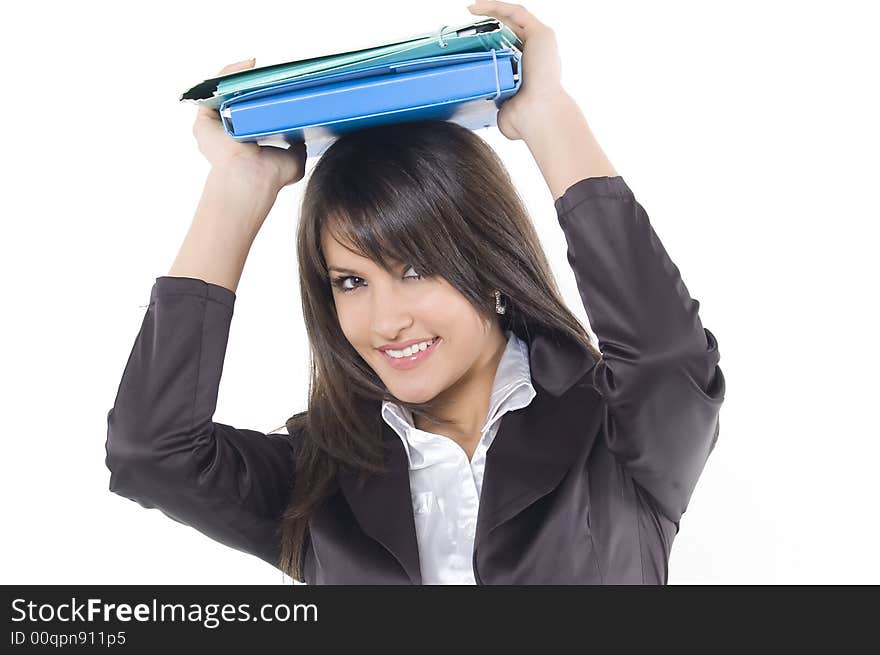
[381,329,536,584]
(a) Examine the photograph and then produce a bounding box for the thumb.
[216,57,256,76]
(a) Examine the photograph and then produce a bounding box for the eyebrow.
[328,260,408,276]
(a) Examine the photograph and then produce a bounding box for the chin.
[389,384,437,406]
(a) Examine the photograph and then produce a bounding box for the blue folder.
[218,48,521,157]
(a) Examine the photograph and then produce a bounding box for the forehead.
[321,223,404,272]
[322,204,413,253]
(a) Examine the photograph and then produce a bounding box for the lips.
[378,337,437,352]
[379,337,442,371]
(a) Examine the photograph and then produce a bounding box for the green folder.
[180,18,523,110]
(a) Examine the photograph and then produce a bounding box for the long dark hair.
[276,119,601,582]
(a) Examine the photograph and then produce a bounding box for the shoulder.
[269,410,308,450]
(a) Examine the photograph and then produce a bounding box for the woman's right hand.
[192,58,307,192]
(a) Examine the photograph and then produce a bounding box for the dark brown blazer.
[105,175,725,584]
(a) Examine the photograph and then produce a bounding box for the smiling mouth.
[380,337,438,357]
[379,337,442,369]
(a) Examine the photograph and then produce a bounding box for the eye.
[330,264,422,295]
[330,274,364,294]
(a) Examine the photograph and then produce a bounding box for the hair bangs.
[319,172,455,280]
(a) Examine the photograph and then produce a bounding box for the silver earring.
[494,289,506,315]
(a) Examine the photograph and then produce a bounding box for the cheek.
[336,303,369,347]
[419,280,472,320]
[429,311,493,392]
[422,290,491,348]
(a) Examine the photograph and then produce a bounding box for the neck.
[414,324,508,447]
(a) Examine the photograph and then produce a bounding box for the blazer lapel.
[338,330,601,585]
[337,429,422,584]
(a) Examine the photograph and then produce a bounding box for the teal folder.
[180,18,521,109]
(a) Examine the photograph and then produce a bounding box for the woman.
[105,1,725,584]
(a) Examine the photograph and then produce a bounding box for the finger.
[216,57,257,77]
[468,3,528,42]
[196,102,221,123]
[467,1,545,38]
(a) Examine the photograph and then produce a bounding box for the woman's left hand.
[467,1,567,141]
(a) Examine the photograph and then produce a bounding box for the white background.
[2,0,877,584]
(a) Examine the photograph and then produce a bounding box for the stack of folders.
[179,18,523,157]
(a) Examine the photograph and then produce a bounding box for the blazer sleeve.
[104,275,298,570]
[554,176,726,525]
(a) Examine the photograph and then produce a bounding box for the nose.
[370,280,413,339]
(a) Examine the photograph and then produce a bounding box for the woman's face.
[321,228,501,405]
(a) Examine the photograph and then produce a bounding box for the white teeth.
[386,338,436,359]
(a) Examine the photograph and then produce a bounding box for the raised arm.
[470,1,726,524]
[105,275,300,568]
[467,1,617,197]
[523,88,725,526]
[550,174,725,525]
[169,56,306,291]
[105,58,310,570]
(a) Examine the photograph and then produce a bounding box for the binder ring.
[436,25,449,48]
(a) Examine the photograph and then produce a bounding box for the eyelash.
[330,265,423,294]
